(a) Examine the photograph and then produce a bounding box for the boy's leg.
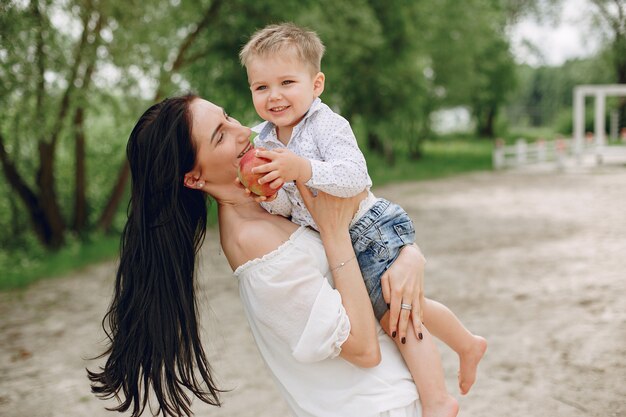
[422,298,487,395]
[380,310,458,417]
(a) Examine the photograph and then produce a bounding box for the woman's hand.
[234,177,278,203]
[381,244,426,342]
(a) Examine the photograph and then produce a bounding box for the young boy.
[239,23,486,417]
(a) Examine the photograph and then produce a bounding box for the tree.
[591,0,626,128]
[0,0,231,244]
[0,0,527,250]
[101,0,431,221]
[504,0,625,131]
[470,35,517,137]
[301,0,430,162]
[421,0,517,137]
[0,0,105,248]
[503,0,563,22]
[97,0,228,232]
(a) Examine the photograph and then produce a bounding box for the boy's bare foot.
[458,335,487,395]
[422,394,459,417]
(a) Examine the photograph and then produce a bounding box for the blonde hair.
[239,23,325,73]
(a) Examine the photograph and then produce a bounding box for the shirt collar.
[300,97,323,124]
[251,121,267,134]
[251,98,324,143]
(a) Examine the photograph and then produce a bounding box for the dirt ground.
[1,166,625,417]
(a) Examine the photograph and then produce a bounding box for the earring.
[197,181,205,189]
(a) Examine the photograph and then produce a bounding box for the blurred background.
[1,0,625,288]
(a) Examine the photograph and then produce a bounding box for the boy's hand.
[252,148,312,190]
[234,177,278,203]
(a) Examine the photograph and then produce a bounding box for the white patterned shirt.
[253,98,372,229]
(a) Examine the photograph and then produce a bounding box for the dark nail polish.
[401,337,406,344]
[392,331,396,338]
[418,333,423,340]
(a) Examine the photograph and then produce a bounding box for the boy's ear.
[313,72,325,97]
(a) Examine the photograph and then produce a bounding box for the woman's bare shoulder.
[225,218,298,269]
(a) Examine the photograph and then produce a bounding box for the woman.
[88,94,428,417]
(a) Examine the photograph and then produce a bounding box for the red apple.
[237,148,282,197]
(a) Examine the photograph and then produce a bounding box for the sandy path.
[1,167,625,417]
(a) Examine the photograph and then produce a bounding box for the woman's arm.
[319,228,381,367]
[295,182,380,368]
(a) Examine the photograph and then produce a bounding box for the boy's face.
[246,52,324,134]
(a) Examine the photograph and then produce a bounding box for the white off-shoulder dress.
[234,226,422,417]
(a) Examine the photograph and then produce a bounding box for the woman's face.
[186,98,252,189]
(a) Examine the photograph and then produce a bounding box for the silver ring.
[400,303,412,311]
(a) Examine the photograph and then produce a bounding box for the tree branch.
[32,0,45,120]
[171,0,224,72]
[591,0,619,30]
[79,11,105,93]
[614,0,625,36]
[179,49,209,67]
[614,0,624,25]
[0,132,38,212]
[154,0,224,100]
[1,131,59,246]
[49,8,93,149]
[71,11,104,232]
[100,1,225,231]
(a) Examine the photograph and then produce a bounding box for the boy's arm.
[259,187,293,218]
[253,120,370,198]
[305,119,370,197]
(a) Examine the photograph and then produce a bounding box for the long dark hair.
[88,94,223,416]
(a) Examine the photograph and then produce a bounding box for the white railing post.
[555,138,566,170]
[573,87,585,164]
[537,138,546,162]
[516,138,527,165]
[595,91,606,164]
[610,110,619,140]
[493,138,505,169]
[585,131,595,151]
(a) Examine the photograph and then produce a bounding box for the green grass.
[502,126,558,143]
[1,138,493,291]
[0,234,120,291]
[367,138,493,185]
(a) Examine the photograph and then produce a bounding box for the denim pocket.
[393,220,415,246]
[353,227,389,261]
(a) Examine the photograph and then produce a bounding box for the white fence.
[493,134,626,170]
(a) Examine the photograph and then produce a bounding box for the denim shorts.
[349,199,416,321]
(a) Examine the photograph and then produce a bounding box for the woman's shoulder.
[234,219,287,251]
[227,219,306,272]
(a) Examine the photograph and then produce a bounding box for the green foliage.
[552,105,602,137]
[366,138,493,186]
[179,0,436,160]
[505,0,626,134]
[506,56,614,132]
[0,232,120,290]
[420,0,517,137]
[1,0,618,286]
[500,126,556,144]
